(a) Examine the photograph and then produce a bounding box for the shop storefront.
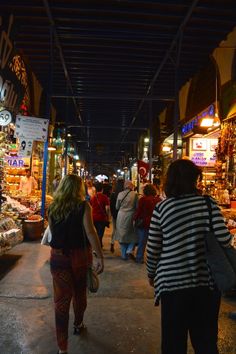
[181,104,221,195]
[0,16,53,252]
[161,133,183,176]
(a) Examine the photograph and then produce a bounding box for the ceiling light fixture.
[48,145,56,151]
[200,117,214,127]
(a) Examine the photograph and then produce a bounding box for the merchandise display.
[0,216,23,256]
[221,209,236,249]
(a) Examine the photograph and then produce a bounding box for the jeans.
[136,227,148,262]
[119,242,135,259]
[94,221,106,247]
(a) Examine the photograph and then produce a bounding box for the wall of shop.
[213,26,236,86]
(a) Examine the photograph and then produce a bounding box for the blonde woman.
[48,174,104,354]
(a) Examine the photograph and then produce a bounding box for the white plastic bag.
[41,225,52,246]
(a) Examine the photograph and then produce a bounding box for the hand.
[148,278,154,287]
[94,258,104,275]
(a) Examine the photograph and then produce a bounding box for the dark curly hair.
[164,159,202,198]
[143,183,157,196]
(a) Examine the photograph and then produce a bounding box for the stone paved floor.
[0,229,235,354]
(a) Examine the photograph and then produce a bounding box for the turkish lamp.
[200,116,214,127]
[162,144,171,152]
[48,145,56,151]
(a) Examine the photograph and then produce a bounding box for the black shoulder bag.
[204,196,236,292]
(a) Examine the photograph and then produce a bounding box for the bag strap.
[204,195,213,232]
[119,190,131,208]
[96,194,108,218]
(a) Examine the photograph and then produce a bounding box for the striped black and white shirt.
[146,194,232,305]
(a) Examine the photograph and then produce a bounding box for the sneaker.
[127,253,135,261]
[135,259,144,264]
[73,322,87,335]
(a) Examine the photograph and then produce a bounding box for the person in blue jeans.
[133,183,161,263]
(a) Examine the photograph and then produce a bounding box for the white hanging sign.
[14,115,49,142]
[0,109,12,126]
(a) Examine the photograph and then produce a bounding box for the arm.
[105,205,111,219]
[83,202,104,274]
[104,195,111,219]
[115,193,121,210]
[211,199,232,247]
[146,206,163,286]
[19,177,23,190]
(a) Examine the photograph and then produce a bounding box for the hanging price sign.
[0,109,12,126]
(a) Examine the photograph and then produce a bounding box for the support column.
[149,100,153,182]
[41,25,53,218]
[173,30,183,161]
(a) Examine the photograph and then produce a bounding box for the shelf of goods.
[5,166,26,192]
[0,217,23,256]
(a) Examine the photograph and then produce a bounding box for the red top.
[90,192,110,222]
[133,195,161,229]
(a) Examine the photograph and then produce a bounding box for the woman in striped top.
[146,159,232,354]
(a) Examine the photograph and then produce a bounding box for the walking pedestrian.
[90,182,110,248]
[48,174,104,354]
[115,180,138,260]
[133,183,161,263]
[110,178,124,253]
[146,159,232,354]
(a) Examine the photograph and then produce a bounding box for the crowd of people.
[46,161,236,354]
[84,177,162,263]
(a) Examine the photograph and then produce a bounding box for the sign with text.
[0,15,26,112]
[18,138,33,157]
[6,156,24,167]
[190,138,218,167]
[14,115,49,142]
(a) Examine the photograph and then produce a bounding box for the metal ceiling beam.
[77,140,136,144]
[120,0,200,145]
[52,94,174,101]
[68,125,147,130]
[42,0,82,124]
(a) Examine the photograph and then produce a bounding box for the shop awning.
[226,100,236,120]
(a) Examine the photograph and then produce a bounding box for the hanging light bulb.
[213,64,221,127]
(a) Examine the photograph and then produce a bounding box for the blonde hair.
[49,174,85,222]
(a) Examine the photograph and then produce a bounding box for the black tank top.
[49,201,90,250]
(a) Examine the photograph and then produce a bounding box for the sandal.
[73,322,86,335]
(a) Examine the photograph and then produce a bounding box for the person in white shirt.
[19,168,37,195]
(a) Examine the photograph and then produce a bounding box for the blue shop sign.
[182,105,215,136]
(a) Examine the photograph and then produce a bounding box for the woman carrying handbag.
[147,159,232,354]
[48,175,104,354]
[133,183,161,263]
[90,182,110,248]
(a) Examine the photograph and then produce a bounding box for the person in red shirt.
[133,183,161,263]
[90,182,110,247]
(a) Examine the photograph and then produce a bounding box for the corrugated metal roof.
[1,0,236,173]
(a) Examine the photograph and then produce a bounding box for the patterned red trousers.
[50,248,92,351]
